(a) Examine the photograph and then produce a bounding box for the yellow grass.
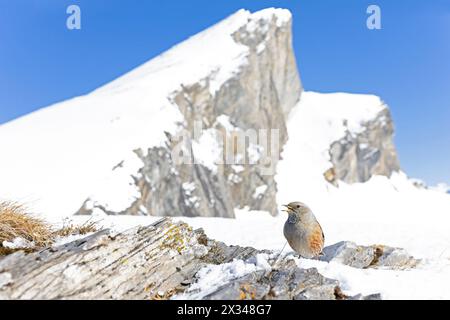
[0,201,53,248]
[53,220,98,238]
[0,201,98,256]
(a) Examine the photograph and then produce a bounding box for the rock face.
[0,218,395,300]
[77,9,302,218]
[329,108,400,184]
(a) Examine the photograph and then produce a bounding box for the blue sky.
[0,0,449,184]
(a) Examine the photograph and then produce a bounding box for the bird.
[282,202,325,259]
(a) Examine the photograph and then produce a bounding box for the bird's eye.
[296,205,300,209]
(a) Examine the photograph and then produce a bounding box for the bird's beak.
[282,204,293,213]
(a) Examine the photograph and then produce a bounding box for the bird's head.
[282,201,311,223]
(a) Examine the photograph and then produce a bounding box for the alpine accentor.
[282,202,325,259]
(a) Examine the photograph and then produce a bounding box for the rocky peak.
[0,8,401,219]
[77,8,302,217]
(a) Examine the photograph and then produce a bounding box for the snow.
[2,237,34,249]
[292,257,450,300]
[231,165,245,173]
[253,185,268,199]
[256,43,266,54]
[252,8,292,27]
[182,182,201,209]
[85,152,143,213]
[430,183,450,194]
[174,253,273,299]
[182,182,196,194]
[247,144,263,164]
[192,128,221,173]
[215,115,236,132]
[0,8,289,218]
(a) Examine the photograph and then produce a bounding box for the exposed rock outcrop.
[329,108,400,184]
[320,241,420,270]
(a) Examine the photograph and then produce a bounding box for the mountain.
[0,8,399,219]
[0,8,300,218]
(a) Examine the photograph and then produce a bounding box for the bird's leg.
[271,241,288,269]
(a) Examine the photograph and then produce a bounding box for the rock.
[320,241,420,270]
[202,265,341,300]
[200,271,271,300]
[0,219,210,299]
[0,218,388,300]
[329,108,400,184]
[373,245,421,269]
[177,257,344,300]
[189,258,380,300]
[268,260,340,300]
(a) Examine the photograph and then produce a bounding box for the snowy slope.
[0,8,291,217]
[430,183,450,194]
[276,91,387,205]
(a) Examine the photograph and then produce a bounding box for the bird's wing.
[320,222,325,244]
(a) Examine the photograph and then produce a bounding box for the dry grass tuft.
[0,246,35,256]
[0,201,53,248]
[0,201,99,256]
[53,220,98,238]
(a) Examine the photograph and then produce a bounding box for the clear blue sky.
[0,0,449,184]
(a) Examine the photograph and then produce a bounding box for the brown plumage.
[307,223,325,257]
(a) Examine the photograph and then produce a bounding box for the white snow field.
[0,7,449,299]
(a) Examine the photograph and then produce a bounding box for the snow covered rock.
[320,241,420,270]
[329,107,400,184]
[180,259,344,300]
